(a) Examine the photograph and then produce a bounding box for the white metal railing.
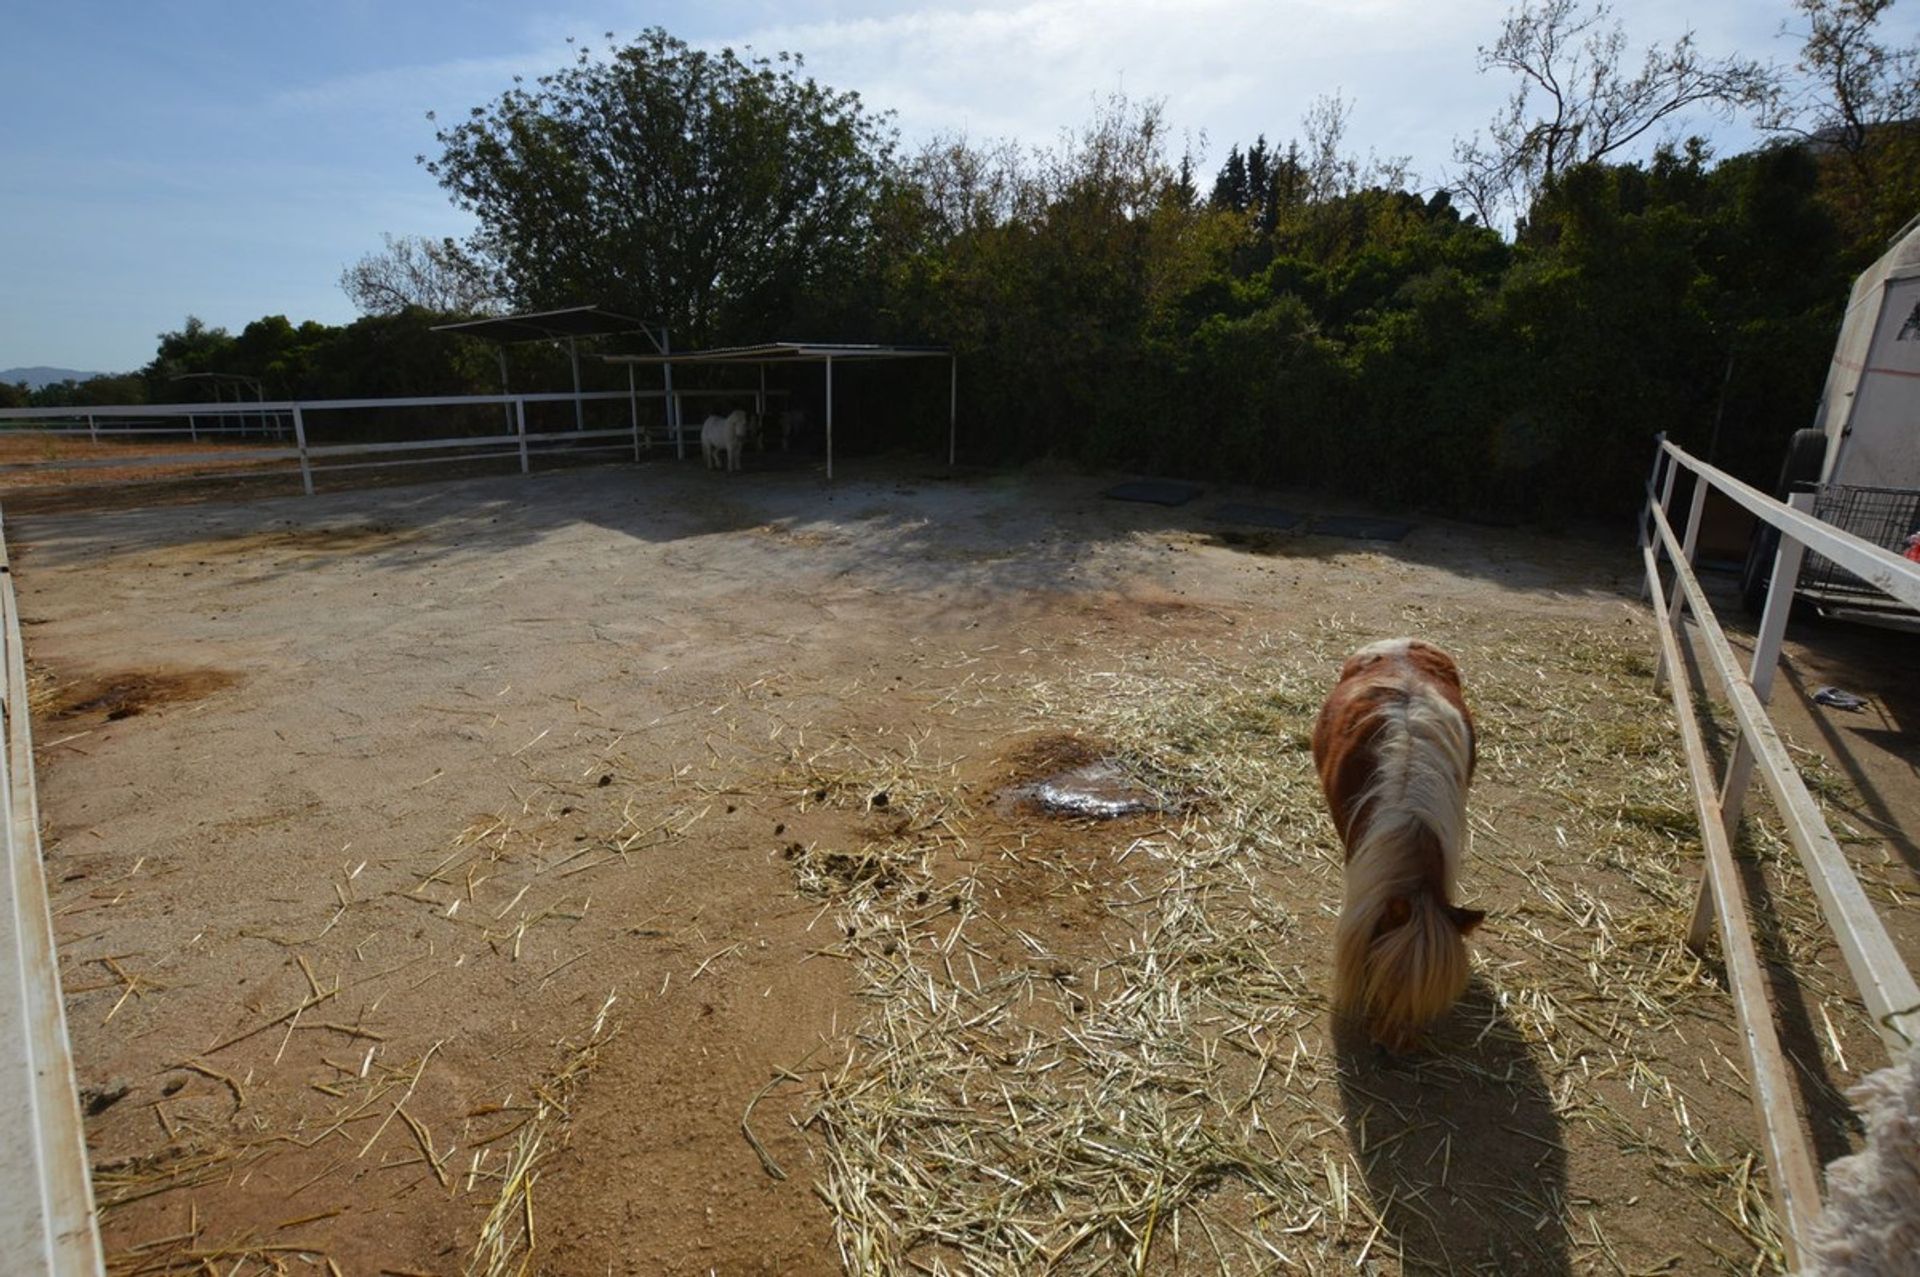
[1640,433,1920,1266]
[0,503,105,1274]
[0,385,757,497]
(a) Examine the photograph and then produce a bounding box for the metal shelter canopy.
[434,306,668,431]
[603,341,956,478]
[432,305,661,346]
[170,371,265,394]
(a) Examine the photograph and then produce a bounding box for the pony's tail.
[1334,881,1483,1051]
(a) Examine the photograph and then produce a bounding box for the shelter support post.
[497,348,513,433]
[569,338,584,432]
[291,405,314,497]
[1686,489,1814,950]
[628,365,643,460]
[516,398,530,474]
[664,358,682,461]
[948,357,957,468]
[86,415,96,444]
[825,356,834,480]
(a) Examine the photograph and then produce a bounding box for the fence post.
[1641,434,1673,601]
[1685,488,1815,950]
[516,398,530,475]
[949,356,958,468]
[291,405,314,497]
[1635,435,1666,595]
[1653,469,1709,692]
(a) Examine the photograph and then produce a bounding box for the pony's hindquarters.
[1333,880,1476,1052]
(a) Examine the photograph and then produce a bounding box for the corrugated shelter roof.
[604,341,949,365]
[433,306,660,345]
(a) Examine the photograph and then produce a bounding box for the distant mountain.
[1,366,110,389]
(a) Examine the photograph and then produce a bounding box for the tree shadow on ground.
[8,456,1633,614]
[1334,977,1571,1275]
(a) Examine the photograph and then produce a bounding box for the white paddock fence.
[1640,434,1920,1266]
[0,505,104,1273]
[0,383,754,497]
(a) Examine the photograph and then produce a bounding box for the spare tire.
[1777,427,1827,497]
[1741,428,1827,614]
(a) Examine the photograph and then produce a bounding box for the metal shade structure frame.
[433,306,671,434]
[603,342,956,478]
[167,372,279,439]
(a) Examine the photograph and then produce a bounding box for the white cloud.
[723,0,1504,171]
[708,0,1797,181]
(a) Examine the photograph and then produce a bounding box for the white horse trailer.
[1811,218,1920,490]
[1742,218,1920,614]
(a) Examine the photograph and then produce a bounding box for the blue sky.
[1,1,1898,373]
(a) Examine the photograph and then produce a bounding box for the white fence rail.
[0,505,105,1274]
[1639,434,1920,1265]
[0,386,757,496]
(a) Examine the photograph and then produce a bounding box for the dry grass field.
[12,458,1915,1275]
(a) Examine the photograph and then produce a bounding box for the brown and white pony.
[1312,638,1485,1050]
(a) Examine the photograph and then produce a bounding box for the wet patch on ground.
[995,732,1172,820]
[199,522,422,555]
[42,667,238,721]
[1195,527,1352,558]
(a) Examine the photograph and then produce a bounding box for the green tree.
[1452,0,1772,228]
[141,316,238,399]
[425,28,896,344]
[340,234,498,316]
[1764,0,1920,249]
[1209,146,1248,212]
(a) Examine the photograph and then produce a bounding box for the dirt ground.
[12,456,1916,1275]
[0,432,294,493]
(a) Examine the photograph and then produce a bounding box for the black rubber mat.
[1307,513,1414,541]
[1208,503,1305,530]
[1104,479,1204,506]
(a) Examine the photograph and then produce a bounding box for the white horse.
[700,409,750,472]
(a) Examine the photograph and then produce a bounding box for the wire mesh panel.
[1798,483,1920,607]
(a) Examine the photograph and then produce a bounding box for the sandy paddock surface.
[0,433,295,494]
[12,458,1917,1275]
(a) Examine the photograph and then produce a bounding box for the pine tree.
[1247,135,1273,227]
[1210,145,1249,212]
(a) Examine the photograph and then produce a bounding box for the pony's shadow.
[1333,977,1571,1275]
